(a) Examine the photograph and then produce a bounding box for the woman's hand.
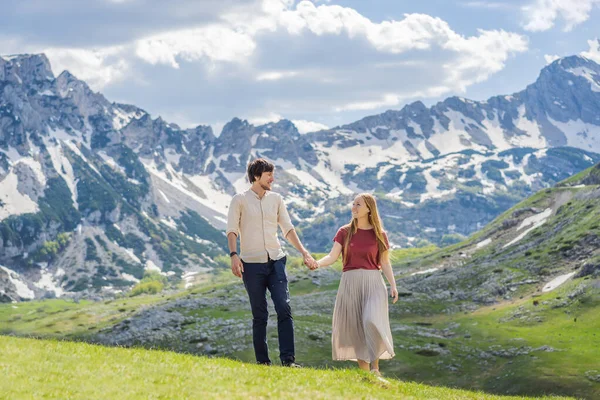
[390,287,398,304]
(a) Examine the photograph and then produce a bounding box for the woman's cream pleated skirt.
[332,269,395,362]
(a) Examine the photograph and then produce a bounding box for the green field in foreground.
[0,269,598,399]
[0,335,576,400]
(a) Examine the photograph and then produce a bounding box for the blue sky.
[1,0,599,134]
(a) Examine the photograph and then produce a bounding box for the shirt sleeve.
[226,195,241,237]
[333,227,346,245]
[277,195,295,238]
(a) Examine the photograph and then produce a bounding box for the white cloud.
[253,1,527,111]
[43,46,129,90]
[332,26,527,112]
[0,33,130,90]
[291,119,328,133]
[256,70,299,81]
[1,0,530,130]
[544,54,560,64]
[40,0,526,98]
[335,93,401,112]
[333,85,452,112]
[158,111,204,129]
[246,113,327,133]
[225,1,525,60]
[247,112,284,126]
[133,0,526,120]
[442,29,528,91]
[134,25,256,68]
[581,38,600,63]
[522,0,600,32]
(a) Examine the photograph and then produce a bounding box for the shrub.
[140,271,168,285]
[129,281,164,296]
[414,238,432,248]
[440,233,466,247]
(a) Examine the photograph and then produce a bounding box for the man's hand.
[231,254,244,278]
[303,251,318,270]
[390,287,398,304]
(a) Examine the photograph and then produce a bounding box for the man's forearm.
[227,232,238,253]
[285,229,308,255]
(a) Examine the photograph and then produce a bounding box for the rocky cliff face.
[1,53,600,301]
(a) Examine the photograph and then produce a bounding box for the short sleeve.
[333,227,347,245]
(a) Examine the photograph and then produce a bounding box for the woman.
[316,193,398,376]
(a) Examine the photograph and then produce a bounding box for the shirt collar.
[245,188,270,199]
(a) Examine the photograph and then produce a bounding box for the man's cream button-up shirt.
[226,189,295,263]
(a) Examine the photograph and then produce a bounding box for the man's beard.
[260,182,271,191]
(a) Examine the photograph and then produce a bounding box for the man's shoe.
[257,361,272,366]
[282,361,302,368]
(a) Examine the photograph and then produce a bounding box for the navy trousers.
[242,256,295,364]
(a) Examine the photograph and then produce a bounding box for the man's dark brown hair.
[247,158,275,183]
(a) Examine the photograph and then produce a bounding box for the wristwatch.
[230,251,238,257]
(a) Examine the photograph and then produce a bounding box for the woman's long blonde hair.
[342,193,388,266]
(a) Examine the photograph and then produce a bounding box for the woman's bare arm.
[380,250,398,303]
[316,242,343,268]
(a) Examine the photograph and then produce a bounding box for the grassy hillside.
[1,259,597,399]
[0,335,575,400]
[2,163,600,399]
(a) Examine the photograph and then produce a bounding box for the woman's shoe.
[370,369,382,377]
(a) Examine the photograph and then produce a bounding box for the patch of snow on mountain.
[0,266,35,299]
[542,272,577,292]
[16,156,46,186]
[503,208,553,248]
[481,112,512,150]
[112,107,142,130]
[547,117,600,153]
[512,105,547,148]
[567,67,600,92]
[0,171,39,220]
[33,267,64,297]
[43,137,78,207]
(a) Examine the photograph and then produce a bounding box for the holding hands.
[303,251,319,270]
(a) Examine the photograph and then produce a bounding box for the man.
[226,158,317,367]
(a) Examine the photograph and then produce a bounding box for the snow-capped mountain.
[1,52,600,301]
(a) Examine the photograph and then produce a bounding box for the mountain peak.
[0,53,54,85]
[534,54,600,95]
[257,119,299,136]
[57,69,77,81]
[403,100,428,111]
[222,117,251,133]
[541,55,600,76]
[0,53,51,67]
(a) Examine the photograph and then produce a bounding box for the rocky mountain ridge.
[1,52,600,301]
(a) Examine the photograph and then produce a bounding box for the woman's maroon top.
[334,227,389,273]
